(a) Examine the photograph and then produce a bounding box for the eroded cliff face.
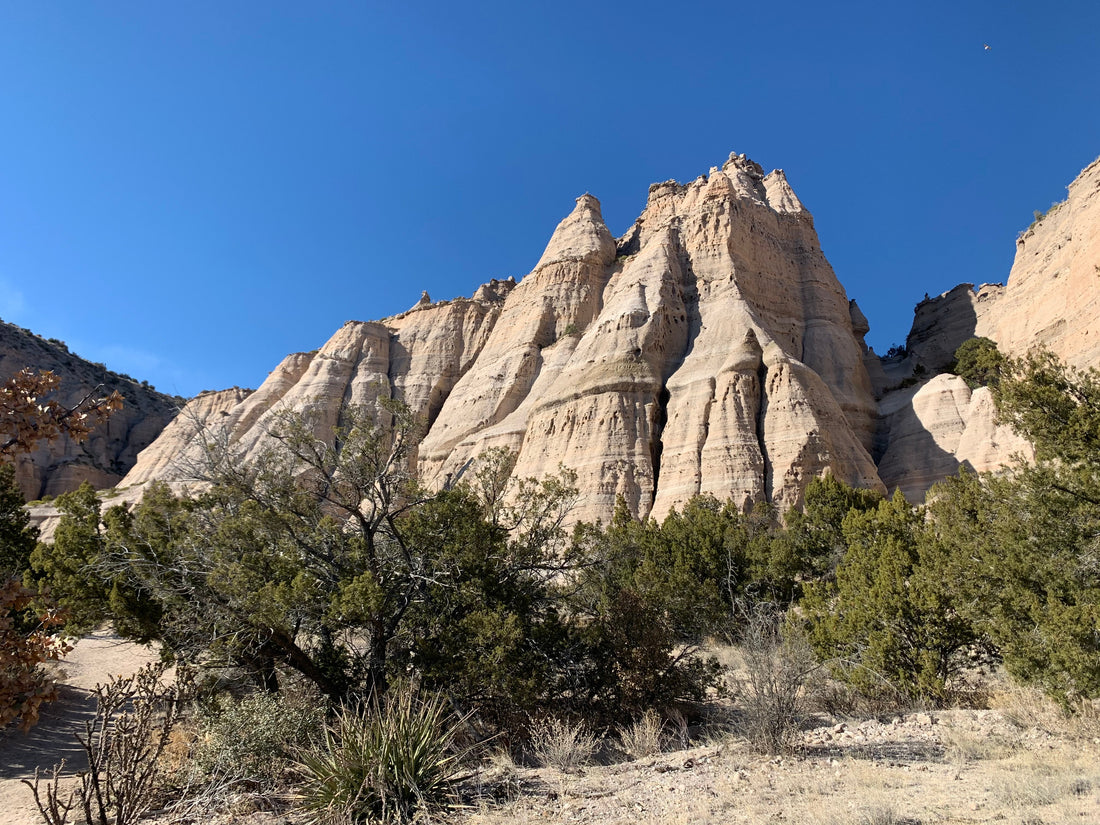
[120,153,885,522]
[0,321,181,500]
[123,290,509,486]
[984,156,1100,367]
[874,155,1100,501]
[875,375,1032,501]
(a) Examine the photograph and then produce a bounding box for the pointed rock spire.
[763,169,804,213]
[533,193,616,270]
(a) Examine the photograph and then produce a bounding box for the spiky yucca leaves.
[296,686,466,824]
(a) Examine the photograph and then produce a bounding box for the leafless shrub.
[530,718,596,772]
[734,603,820,755]
[22,661,194,825]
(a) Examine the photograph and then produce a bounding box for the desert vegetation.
[4,341,1100,823]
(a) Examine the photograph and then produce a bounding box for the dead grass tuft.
[617,710,666,760]
[939,721,1017,762]
[989,677,1100,741]
[530,718,597,773]
[994,750,1100,811]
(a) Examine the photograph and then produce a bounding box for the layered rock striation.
[67,154,1100,520]
[122,154,885,522]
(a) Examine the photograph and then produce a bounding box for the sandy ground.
[0,628,159,825]
[463,709,1100,825]
[5,636,1100,825]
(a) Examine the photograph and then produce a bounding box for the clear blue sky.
[1,1,1097,398]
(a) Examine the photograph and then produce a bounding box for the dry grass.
[464,704,1100,825]
[617,710,666,760]
[993,750,1100,809]
[988,677,1100,741]
[530,718,597,773]
[938,720,1017,762]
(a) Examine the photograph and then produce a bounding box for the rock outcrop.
[33,154,1100,523]
[900,156,1100,373]
[873,155,1100,501]
[983,156,1100,367]
[0,321,182,500]
[119,154,885,523]
[875,374,1032,501]
[123,287,510,487]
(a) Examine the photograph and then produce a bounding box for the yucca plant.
[296,685,465,824]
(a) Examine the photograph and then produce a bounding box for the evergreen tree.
[799,491,980,703]
[926,349,1100,703]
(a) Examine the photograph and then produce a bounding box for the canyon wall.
[874,155,1100,499]
[93,153,1100,521]
[121,153,885,523]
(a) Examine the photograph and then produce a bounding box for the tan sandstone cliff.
[46,154,1100,522]
[874,155,1100,499]
[120,154,885,523]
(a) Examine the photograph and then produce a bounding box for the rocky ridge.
[875,155,1100,499]
[121,153,884,523]
[104,153,1100,519]
[0,321,182,500]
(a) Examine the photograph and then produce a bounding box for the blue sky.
[1,1,1097,398]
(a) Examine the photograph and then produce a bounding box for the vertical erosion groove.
[337,328,369,434]
[651,386,670,498]
[755,361,772,502]
[696,376,716,498]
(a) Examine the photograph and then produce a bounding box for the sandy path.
[0,628,159,825]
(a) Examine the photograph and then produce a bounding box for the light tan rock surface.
[122,291,509,486]
[899,156,1100,373]
[874,155,1100,502]
[44,155,1100,522]
[120,387,253,485]
[982,156,1100,367]
[115,155,884,523]
[904,283,1006,375]
[0,321,182,500]
[875,375,1032,501]
[80,155,1100,521]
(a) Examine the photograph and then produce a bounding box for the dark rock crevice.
[755,360,772,503]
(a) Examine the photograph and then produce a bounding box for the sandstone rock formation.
[32,153,1100,526]
[900,156,1100,373]
[119,154,885,523]
[875,374,1032,501]
[123,287,510,486]
[872,155,1100,501]
[0,321,181,500]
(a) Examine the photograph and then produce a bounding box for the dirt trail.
[0,628,158,825]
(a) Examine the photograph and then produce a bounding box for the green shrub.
[885,343,907,359]
[194,689,325,786]
[952,337,1005,388]
[798,492,981,705]
[296,686,466,824]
